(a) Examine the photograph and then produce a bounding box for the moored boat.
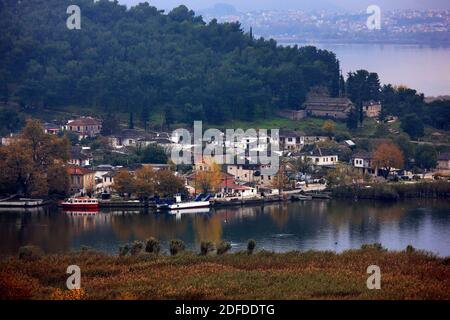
[157,194,211,211]
[291,194,313,201]
[60,197,99,210]
[0,197,46,208]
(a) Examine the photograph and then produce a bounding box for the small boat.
[157,194,211,211]
[0,197,46,208]
[291,194,313,201]
[60,197,99,210]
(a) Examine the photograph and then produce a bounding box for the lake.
[1,199,449,257]
[293,43,450,97]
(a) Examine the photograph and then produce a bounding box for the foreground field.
[1,248,450,300]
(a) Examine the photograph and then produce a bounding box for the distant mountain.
[119,0,450,12]
[198,3,238,16]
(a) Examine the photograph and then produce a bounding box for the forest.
[0,0,341,125]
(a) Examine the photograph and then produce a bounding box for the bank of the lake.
[331,181,450,201]
[1,247,449,300]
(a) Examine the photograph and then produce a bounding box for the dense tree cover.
[113,167,185,198]
[137,144,168,164]
[0,109,25,135]
[0,0,341,125]
[346,70,381,124]
[414,144,437,171]
[380,85,450,136]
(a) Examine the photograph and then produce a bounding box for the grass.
[1,248,449,300]
[215,116,349,136]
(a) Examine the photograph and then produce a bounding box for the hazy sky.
[119,0,450,12]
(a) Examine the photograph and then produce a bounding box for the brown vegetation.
[1,247,449,300]
[372,142,404,179]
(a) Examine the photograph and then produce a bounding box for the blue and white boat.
[156,194,212,211]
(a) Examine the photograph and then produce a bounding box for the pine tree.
[129,112,134,130]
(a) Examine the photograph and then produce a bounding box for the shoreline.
[2,181,449,209]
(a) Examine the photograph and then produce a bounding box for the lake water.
[294,43,450,97]
[1,199,449,257]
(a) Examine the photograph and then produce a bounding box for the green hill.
[0,0,341,124]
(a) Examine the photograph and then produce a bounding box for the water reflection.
[0,200,449,256]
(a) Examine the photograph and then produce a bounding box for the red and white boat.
[60,197,99,210]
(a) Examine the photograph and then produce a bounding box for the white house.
[303,146,338,166]
[351,150,377,175]
[279,130,305,151]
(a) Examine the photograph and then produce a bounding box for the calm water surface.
[294,43,450,97]
[1,200,449,256]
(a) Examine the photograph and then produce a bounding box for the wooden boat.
[60,197,99,210]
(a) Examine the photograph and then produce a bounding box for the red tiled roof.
[187,171,235,180]
[67,165,94,175]
[67,117,101,126]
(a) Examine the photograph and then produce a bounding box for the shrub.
[119,244,129,257]
[406,245,416,254]
[170,239,186,256]
[130,241,144,256]
[145,237,160,254]
[217,241,232,255]
[247,239,256,255]
[81,246,96,254]
[361,243,386,251]
[200,241,215,256]
[18,245,43,261]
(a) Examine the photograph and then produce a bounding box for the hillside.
[0,0,341,125]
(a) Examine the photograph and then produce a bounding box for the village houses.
[305,96,353,120]
[362,101,382,118]
[63,117,102,138]
[437,152,450,171]
[301,146,339,167]
[67,165,96,196]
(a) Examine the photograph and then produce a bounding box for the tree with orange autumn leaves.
[0,119,70,196]
[372,142,404,179]
[113,167,185,198]
[194,162,222,194]
[270,164,290,192]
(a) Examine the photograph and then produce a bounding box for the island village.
[1,94,449,212]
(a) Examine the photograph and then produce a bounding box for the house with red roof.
[63,117,102,138]
[67,165,96,196]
